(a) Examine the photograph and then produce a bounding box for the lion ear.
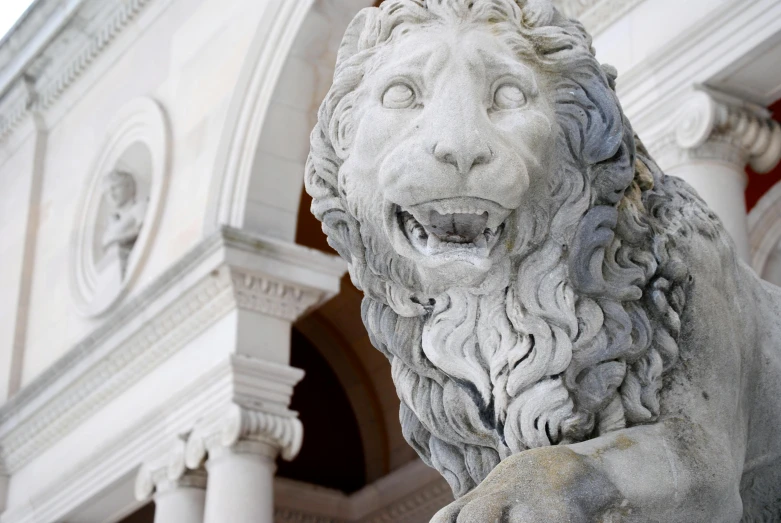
[336,7,378,70]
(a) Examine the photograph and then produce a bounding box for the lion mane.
[305,0,724,496]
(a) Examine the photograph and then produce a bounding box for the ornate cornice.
[552,0,646,35]
[0,0,162,144]
[650,87,781,173]
[0,227,344,474]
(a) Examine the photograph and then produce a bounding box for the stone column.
[185,360,305,523]
[135,437,207,523]
[660,88,781,260]
[200,440,277,523]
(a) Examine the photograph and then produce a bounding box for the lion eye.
[493,84,527,110]
[382,83,416,109]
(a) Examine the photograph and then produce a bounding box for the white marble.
[306,1,781,520]
[0,0,780,522]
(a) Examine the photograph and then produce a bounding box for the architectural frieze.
[0,0,161,143]
[0,227,344,475]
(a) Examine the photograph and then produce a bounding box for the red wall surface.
[746,99,781,211]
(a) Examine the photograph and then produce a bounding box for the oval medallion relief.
[70,97,170,317]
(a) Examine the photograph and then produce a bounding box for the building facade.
[0,0,779,521]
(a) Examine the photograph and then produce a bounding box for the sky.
[0,0,36,43]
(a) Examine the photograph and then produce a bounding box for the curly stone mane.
[305,0,724,496]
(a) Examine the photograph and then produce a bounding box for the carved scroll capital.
[182,355,305,468]
[135,435,206,501]
[674,88,781,173]
[184,405,303,467]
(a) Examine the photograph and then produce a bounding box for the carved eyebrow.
[475,48,539,94]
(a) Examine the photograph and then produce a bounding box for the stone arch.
[295,313,391,482]
[749,180,781,284]
[205,0,372,239]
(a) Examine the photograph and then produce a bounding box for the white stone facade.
[0,0,778,521]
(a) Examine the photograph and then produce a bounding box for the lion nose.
[433,134,493,174]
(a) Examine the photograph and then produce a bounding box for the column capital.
[135,436,207,501]
[185,404,303,467]
[183,355,305,468]
[668,87,781,173]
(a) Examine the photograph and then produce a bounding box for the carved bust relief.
[71,98,169,317]
[100,169,149,277]
[305,1,781,521]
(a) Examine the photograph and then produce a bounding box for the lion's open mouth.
[390,197,509,266]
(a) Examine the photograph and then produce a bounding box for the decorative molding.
[135,436,206,501]
[0,351,298,523]
[273,460,452,523]
[69,96,171,317]
[552,0,646,36]
[231,273,324,322]
[185,405,304,467]
[617,0,781,141]
[358,479,451,523]
[185,357,306,467]
[649,87,781,173]
[673,88,781,171]
[0,227,345,476]
[0,0,160,144]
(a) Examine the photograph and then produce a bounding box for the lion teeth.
[429,202,487,216]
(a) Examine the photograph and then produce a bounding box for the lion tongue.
[424,211,488,243]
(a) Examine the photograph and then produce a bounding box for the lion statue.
[304,0,781,520]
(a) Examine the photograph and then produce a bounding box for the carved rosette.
[135,436,206,501]
[674,88,781,173]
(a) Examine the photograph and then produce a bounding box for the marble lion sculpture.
[304,0,781,520]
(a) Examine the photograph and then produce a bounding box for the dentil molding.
[0,226,345,476]
[0,0,162,144]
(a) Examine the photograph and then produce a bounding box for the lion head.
[306,0,703,496]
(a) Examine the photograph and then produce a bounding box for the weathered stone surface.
[305,1,781,521]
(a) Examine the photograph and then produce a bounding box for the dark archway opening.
[276,328,367,493]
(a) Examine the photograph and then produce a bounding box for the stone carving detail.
[135,435,206,500]
[100,169,149,277]
[185,404,304,466]
[230,272,325,321]
[306,1,781,520]
[70,97,169,317]
[674,88,781,172]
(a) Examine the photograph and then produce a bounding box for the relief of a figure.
[101,169,148,278]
